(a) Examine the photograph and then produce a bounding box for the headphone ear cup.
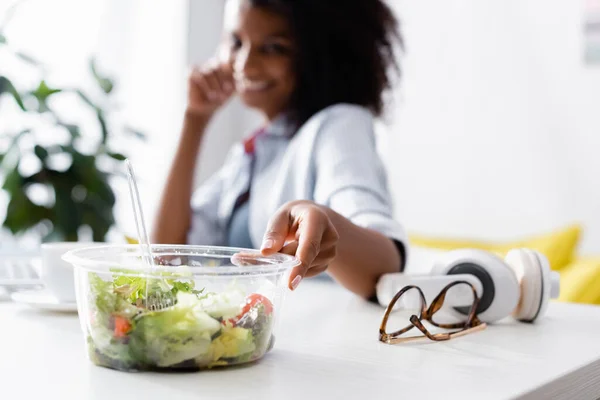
[431,249,519,323]
[506,248,550,322]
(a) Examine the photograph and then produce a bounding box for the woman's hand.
[186,61,235,117]
[260,200,340,291]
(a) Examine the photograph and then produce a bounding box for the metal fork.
[145,292,176,311]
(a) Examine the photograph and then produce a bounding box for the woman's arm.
[323,206,402,298]
[152,112,210,244]
[152,63,234,244]
[261,201,402,299]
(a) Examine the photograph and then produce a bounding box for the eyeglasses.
[379,280,487,344]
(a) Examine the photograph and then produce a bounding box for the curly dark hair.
[248,0,402,126]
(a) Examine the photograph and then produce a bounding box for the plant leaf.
[0,129,30,169]
[82,198,113,242]
[69,150,115,206]
[1,165,22,192]
[15,51,40,66]
[124,126,147,141]
[1,165,51,235]
[52,173,82,240]
[56,120,81,140]
[30,80,61,113]
[33,145,49,162]
[90,58,114,94]
[0,76,26,111]
[43,230,65,243]
[96,108,108,144]
[32,80,60,96]
[0,33,6,45]
[76,89,96,108]
[107,152,126,161]
[2,194,50,235]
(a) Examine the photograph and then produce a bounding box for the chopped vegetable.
[113,316,131,338]
[239,293,274,317]
[85,272,276,371]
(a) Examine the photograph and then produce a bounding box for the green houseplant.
[0,8,145,243]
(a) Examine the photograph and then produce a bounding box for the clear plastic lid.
[62,244,300,278]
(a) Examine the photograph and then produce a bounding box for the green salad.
[85,270,274,372]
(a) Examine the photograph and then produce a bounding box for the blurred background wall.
[386,0,600,256]
[1,0,598,255]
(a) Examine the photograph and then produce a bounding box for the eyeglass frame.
[379,280,487,344]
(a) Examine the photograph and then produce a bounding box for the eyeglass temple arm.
[378,274,484,309]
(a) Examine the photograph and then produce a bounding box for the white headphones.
[376,248,560,324]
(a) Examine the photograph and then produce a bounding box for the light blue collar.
[264,113,295,137]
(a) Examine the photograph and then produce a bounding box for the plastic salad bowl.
[62,244,299,372]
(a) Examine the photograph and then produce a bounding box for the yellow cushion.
[558,257,600,305]
[408,224,582,271]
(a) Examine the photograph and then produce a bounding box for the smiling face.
[223,0,296,120]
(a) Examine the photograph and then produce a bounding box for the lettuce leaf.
[128,292,221,367]
[87,334,139,371]
[198,287,245,319]
[110,268,205,306]
[195,325,256,367]
[89,272,117,317]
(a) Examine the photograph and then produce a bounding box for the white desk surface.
[2,280,600,400]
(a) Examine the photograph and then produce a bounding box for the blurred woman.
[153,0,406,299]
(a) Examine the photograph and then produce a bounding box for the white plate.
[10,289,77,313]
